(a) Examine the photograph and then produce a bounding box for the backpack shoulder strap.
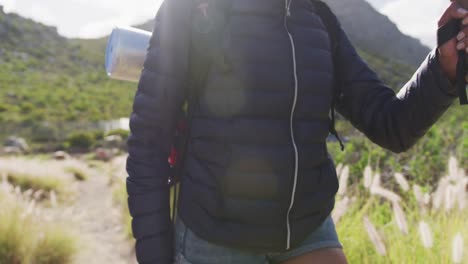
[171,0,230,221]
[311,0,345,150]
[312,1,339,55]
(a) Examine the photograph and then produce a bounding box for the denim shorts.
[173,215,342,264]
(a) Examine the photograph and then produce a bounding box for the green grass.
[333,155,467,263]
[112,179,133,239]
[31,227,77,264]
[0,157,94,199]
[0,191,77,264]
[0,206,27,264]
[1,161,68,199]
[337,198,468,263]
[6,173,65,195]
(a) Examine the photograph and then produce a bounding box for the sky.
[0,0,451,48]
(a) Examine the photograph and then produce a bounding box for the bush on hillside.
[65,132,96,150]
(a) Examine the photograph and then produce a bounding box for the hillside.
[136,0,431,67]
[324,0,431,66]
[0,6,135,143]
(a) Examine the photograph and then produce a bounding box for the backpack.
[169,0,343,220]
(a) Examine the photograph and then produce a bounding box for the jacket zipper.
[284,0,299,250]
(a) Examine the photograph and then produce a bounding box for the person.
[126,0,465,263]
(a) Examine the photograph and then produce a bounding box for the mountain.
[365,0,394,9]
[136,0,430,66]
[324,0,430,66]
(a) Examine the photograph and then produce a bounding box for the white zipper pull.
[285,0,291,16]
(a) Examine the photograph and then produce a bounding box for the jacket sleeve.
[125,1,192,263]
[334,25,458,153]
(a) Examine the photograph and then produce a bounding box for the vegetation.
[5,173,64,195]
[0,157,92,197]
[112,179,133,239]
[64,132,97,150]
[0,184,77,264]
[0,10,134,146]
[0,159,67,196]
[339,203,467,263]
[333,158,467,263]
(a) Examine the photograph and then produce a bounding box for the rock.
[94,148,115,161]
[52,151,70,160]
[2,146,23,156]
[4,136,29,153]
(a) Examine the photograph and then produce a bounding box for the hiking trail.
[70,160,136,264]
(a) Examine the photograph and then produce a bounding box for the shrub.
[65,132,96,150]
[92,130,105,141]
[30,123,59,143]
[0,104,8,112]
[19,102,34,114]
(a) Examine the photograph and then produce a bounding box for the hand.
[438,1,468,82]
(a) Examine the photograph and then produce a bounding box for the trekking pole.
[454,0,468,104]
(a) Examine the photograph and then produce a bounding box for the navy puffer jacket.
[126,0,457,263]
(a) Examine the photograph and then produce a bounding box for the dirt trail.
[70,165,136,264]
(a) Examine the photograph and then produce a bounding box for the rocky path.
[70,164,136,264]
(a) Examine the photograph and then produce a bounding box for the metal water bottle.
[105,27,152,82]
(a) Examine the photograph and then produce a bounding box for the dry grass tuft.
[452,233,464,264]
[394,173,409,192]
[363,216,387,256]
[338,165,350,196]
[0,157,69,194]
[0,184,77,263]
[392,202,408,235]
[418,221,433,249]
[363,165,373,189]
[334,157,467,262]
